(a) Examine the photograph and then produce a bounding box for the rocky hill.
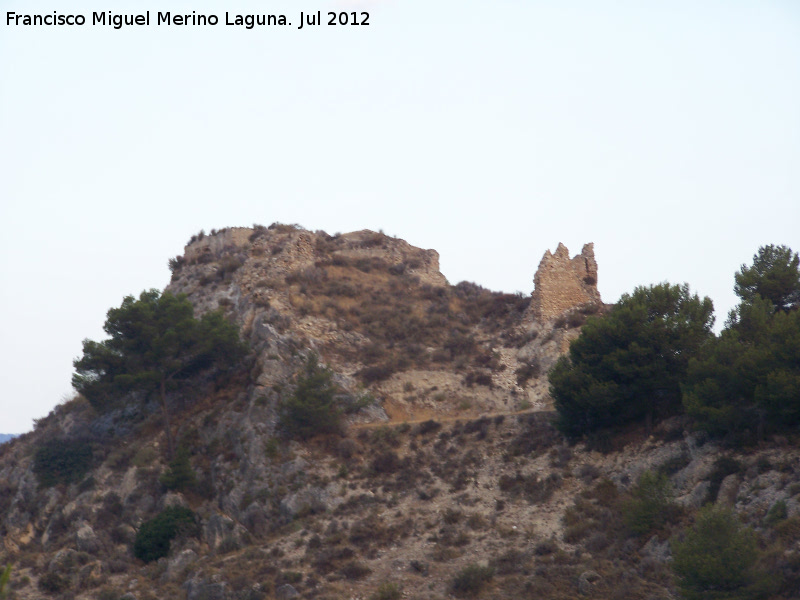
[1,224,798,600]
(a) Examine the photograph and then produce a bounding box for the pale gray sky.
[1,0,798,433]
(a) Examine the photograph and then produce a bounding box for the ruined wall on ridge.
[530,242,601,321]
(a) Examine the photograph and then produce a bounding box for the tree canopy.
[73,289,246,454]
[684,245,800,440]
[671,506,768,600]
[550,283,714,437]
[733,244,800,313]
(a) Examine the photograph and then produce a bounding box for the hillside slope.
[1,225,798,600]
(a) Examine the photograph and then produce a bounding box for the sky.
[1,0,798,433]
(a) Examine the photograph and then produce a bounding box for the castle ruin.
[530,243,601,321]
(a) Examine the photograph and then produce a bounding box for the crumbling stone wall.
[530,243,601,321]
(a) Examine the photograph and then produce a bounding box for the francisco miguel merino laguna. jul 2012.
[5,10,370,29]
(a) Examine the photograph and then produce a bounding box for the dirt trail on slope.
[350,406,550,429]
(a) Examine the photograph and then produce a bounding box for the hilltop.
[0,224,798,600]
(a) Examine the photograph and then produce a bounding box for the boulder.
[76,522,100,554]
[183,578,228,600]
[275,584,299,599]
[716,474,741,507]
[578,570,601,595]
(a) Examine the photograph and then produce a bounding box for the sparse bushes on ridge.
[168,255,185,275]
[249,224,268,242]
[187,229,205,245]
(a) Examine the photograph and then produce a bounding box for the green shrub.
[764,500,788,527]
[451,564,494,597]
[340,561,371,580]
[774,516,800,543]
[672,506,765,600]
[37,571,69,594]
[159,447,197,492]
[133,506,198,563]
[279,353,343,440]
[624,471,677,536]
[371,582,402,600]
[0,564,11,599]
[33,437,93,487]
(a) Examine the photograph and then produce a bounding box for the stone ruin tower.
[530,242,601,321]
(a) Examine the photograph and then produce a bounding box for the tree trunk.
[160,378,174,459]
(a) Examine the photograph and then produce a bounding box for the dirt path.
[350,407,552,429]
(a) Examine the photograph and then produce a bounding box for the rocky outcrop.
[530,243,601,321]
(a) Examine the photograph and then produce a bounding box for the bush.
[168,255,186,274]
[765,500,788,527]
[498,471,561,504]
[340,561,372,580]
[624,471,677,536]
[133,506,198,563]
[159,446,197,492]
[451,564,494,597]
[371,582,402,600]
[278,353,343,440]
[33,437,93,487]
[414,420,442,436]
[672,506,767,600]
[0,564,12,597]
[38,571,69,594]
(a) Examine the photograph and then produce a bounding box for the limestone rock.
[183,578,228,600]
[678,480,711,510]
[204,513,249,553]
[641,535,671,563]
[275,584,300,599]
[159,491,188,510]
[76,522,100,554]
[578,569,601,595]
[716,474,741,507]
[280,484,343,517]
[49,548,79,573]
[167,549,198,578]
